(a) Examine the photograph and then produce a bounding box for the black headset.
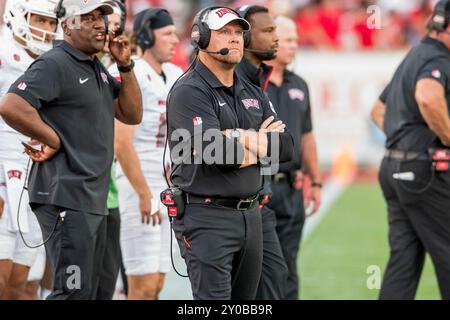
[114,0,127,36]
[236,5,253,48]
[190,6,221,49]
[190,6,242,50]
[135,7,168,51]
[55,0,65,19]
[430,0,450,32]
[55,0,125,35]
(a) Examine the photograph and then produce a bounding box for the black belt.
[384,149,429,161]
[273,172,289,183]
[185,194,260,211]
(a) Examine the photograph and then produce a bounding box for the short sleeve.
[417,58,449,88]
[8,58,61,109]
[167,84,243,168]
[168,84,221,135]
[379,82,391,104]
[105,63,121,99]
[109,73,121,99]
[302,84,313,134]
[262,92,278,121]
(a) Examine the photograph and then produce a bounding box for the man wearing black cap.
[167,6,293,300]
[371,0,450,300]
[109,8,182,300]
[0,0,142,299]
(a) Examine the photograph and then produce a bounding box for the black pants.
[255,207,288,300]
[269,180,305,300]
[379,157,450,300]
[32,204,107,300]
[172,203,263,300]
[96,207,122,300]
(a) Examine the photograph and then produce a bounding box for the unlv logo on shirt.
[7,170,22,180]
[288,88,305,101]
[241,99,260,110]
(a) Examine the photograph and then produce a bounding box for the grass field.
[299,183,441,300]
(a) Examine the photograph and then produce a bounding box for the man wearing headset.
[0,0,58,300]
[167,6,293,300]
[235,5,289,300]
[0,0,142,299]
[109,8,182,300]
[371,0,450,299]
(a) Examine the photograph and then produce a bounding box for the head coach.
[166,6,293,300]
[371,0,450,300]
[0,0,142,299]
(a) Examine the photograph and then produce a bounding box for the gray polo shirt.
[8,41,121,215]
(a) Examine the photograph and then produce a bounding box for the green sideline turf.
[299,183,441,300]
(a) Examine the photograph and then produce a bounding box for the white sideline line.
[159,240,193,300]
[302,178,348,241]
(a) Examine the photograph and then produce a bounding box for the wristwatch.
[259,156,271,167]
[230,129,241,139]
[118,60,135,73]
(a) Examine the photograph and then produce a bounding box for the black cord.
[17,158,60,249]
[162,54,198,188]
[162,55,199,279]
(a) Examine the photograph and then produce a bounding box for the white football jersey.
[109,57,183,181]
[0,34,35,168]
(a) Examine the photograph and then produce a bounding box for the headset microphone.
[199,48,229,55]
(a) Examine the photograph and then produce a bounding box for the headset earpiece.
[135,8,168,51]
[115,0,127,36]
[190,7,217,49]
[190,6,243,50]
[55,0,65,19]
[103,15,109,35]
[431,0,450,32]
[236,5,252,48]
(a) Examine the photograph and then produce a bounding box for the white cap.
[58,0,114,20]
[203,8,251,31]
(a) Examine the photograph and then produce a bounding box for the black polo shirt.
[8,40,120,215]
[167,60,291,198]
[267,70,312,173]
[380,36,450,152]
[236,57,273,92]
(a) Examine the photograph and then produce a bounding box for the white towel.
[3,162,29,233]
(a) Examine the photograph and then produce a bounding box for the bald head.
[274,16,297,31]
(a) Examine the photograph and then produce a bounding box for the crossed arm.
[222,116,286,168]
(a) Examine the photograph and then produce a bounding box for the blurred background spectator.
[0,0,439,59]
[113,0,439,67]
